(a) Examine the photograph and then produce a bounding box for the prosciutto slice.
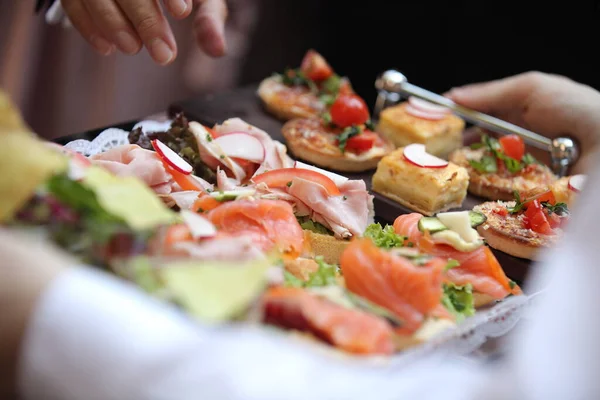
[160,191,203,210]
[90,144,174,192]
[287,178,374,238]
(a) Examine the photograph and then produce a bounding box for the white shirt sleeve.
[18,162,600,399]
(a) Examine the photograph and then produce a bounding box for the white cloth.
[17,164,600,399]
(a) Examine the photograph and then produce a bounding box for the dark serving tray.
[169,83,534,284]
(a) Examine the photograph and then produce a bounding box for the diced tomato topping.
[494,207,509,217]
[526,190,556,207]
[523,200,554,235]
[499,134,525,161]
[330,94,370,128]
[300,49,333,81]
[252,168,341,196]
[344,130,378,153]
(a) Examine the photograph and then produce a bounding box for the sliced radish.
[405,104,447,121]
[294,160,348,186]
[408,96,450,115]
[213,132,265,163]
[403,143,449,168]
[180,210,217,239]
[568,174,586,192]
[151,139,193,175]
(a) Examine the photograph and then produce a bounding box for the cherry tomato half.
[499,134,525,161]
[300,49,333,81]
[330,94,370,128]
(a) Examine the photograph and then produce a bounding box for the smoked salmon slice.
[393,213,522,299]
[208,199,304,258]
[340,238,447,334]
[262,286,395,355]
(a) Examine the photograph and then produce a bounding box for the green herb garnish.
[365,119,376,131]
[541,201,569,216]
[469,155,498,173]
[337,125,362,153]
[507,190,525,214]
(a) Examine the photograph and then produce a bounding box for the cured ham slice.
[287,178,374,238]
[90,144,174,192]
[172,235,265,262]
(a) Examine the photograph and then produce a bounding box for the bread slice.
[473,200,562,260]
[375,102,465,159]
[372,147,469,216]
[301,229,350,265]
[257,76,324,121]
[282,118,393,172]
[449,147,557,201]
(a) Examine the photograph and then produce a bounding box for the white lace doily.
[63,119,536,363]
[63,119,173,157]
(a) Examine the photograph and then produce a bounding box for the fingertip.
[195,15,227,57]
[167,0,193,19]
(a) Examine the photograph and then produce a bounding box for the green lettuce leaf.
[364,223,405,249]
[441,283,475,322]
[297,216,333,235]
[284,256,339,288]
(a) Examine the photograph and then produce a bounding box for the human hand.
[446,72,600,172]
[60,0,227,65]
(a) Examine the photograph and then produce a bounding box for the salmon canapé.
[393,213,522,299]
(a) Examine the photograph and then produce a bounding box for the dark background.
[239,0,600,109]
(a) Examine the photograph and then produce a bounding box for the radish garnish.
[408,96,450,115]
[151,139,193,175]
[180,210,217,239]
[405,104,448,121]
[294,160,348,186]
[403,144,449,168]
[568,174,586,193]
[213,132,265,163]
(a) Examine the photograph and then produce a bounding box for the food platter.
[169,84,535,283]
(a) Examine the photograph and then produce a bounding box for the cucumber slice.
[468,211,487,227]
[417,211,487,233]
[418,217,448,233]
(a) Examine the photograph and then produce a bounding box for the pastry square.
[376,102,465,159]
[372,148,469,216]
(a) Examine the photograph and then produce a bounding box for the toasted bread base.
[477,225,539,260]
[282,118,393,172]
[257,76,323,121]
[301,229,350,265]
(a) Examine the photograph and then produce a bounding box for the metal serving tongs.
[373,70,579,177]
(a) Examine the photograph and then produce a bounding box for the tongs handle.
[374,70,579,176]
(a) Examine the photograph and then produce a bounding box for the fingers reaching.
[62,0,116,56]
[193,0,228,57]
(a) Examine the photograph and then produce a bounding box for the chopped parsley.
[321,111,332,125]
[364,223,405,249]
[286,181,292,187]
[342,195,347,201]
[337,125,362,153]
[541,201,569,216]
[470,134,540,175]
[206,134,212,142]
[509,280,517,289]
